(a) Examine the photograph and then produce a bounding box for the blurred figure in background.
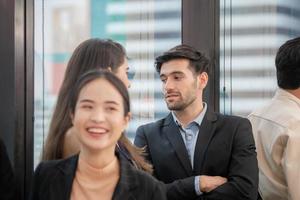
[0,138,16,200]
[248,37,300,200]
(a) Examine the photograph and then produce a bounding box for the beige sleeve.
[282,123,300,200]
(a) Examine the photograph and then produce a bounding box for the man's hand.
[199,175,227,193]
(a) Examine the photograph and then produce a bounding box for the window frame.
[182,0,220,112]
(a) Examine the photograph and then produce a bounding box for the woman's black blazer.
[31,153,166,200]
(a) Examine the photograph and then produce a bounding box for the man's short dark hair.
[275,37,300,89]
[155,44,210,75]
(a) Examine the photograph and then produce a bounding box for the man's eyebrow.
[160,71,184,78]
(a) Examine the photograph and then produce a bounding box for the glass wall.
[34,0,181,167]
[220,0,300,116]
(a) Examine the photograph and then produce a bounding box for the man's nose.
[164,79,174,92]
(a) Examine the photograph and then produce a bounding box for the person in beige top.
[248,37,300,200]
[31,71,166,200]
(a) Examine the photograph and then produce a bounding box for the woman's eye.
[82,105,92,109]
[106,107,117,111]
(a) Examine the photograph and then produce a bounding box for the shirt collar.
[275,88,300,106]
[172,102,207,128]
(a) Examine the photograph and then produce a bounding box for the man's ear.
[197,72,208,90]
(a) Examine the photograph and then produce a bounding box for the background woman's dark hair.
[43,38,126,162]
[275,36,300,89]
[155,44,210,75]
[69,70,152,173]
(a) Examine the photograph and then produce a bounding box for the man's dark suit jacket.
[31,153,166,200]
[134,112,258,200]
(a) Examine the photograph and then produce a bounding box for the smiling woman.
[69,71,131,155]
[31,70,167,200]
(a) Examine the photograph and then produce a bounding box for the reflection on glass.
[34,0,181,167]
[220,0,300,116]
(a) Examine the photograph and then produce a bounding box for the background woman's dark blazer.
[0,139,16,200]
[31,153,166,200]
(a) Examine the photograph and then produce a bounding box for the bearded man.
[134,44,258,200]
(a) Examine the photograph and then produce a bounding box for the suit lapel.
[163,113,193,175]
[113,179,136,200]
[194,112,218,172]
[113,154,137,200]
[56,155,78,200]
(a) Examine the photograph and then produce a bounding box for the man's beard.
[166,93,197,111]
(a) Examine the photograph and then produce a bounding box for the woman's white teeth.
[88,128,107,133]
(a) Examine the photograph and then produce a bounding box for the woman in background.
[32,71,166,200]
[42,39,151,173]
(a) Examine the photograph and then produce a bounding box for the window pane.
[220,0,300,116]
[34,0,181,167]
